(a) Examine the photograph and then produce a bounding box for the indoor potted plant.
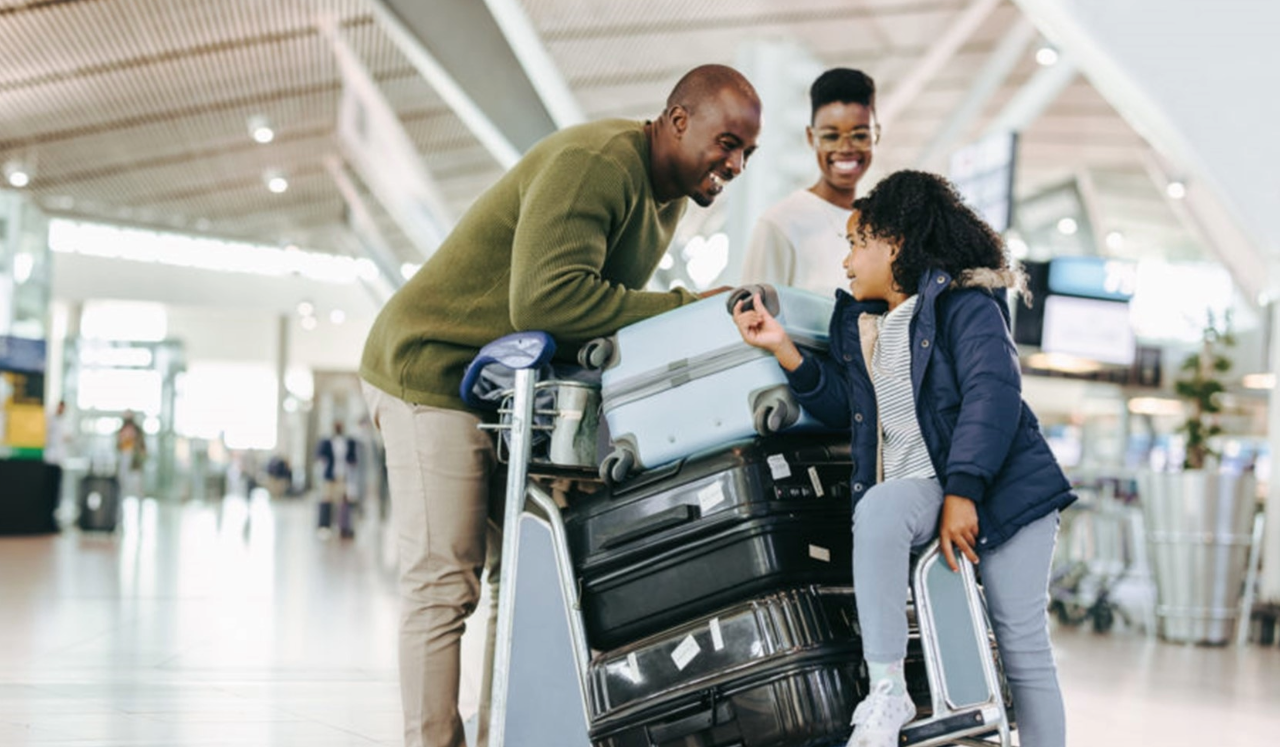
[1141,311,1257,644]
[1174,314,1234,470]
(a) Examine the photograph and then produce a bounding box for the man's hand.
[731,294,803,370]
[939,494,980,572]
[698,285,734,298]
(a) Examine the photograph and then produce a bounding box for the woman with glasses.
[741,68,880,295]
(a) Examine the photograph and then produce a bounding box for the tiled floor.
[1,494,1276,746]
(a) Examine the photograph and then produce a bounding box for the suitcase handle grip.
[645,697,735,745]
[725,284,779,317]
[598,504,699,550]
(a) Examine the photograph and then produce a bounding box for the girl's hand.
[939,494,980,572]
[732,294,802,369]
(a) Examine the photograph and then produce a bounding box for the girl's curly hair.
[851,170,1027,301]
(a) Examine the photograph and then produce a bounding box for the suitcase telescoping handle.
[644,696,736,746]
[725,283,780,317]
[597,504,698,550]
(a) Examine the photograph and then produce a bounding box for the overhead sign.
[949,131,1018,233]
[328,22,452,261]
[1041,295,1135,365]
[0,335,46,374]
[1048,256,1137,301]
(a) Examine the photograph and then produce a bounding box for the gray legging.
[853,477,1066,747]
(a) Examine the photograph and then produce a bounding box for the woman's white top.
[741,189,852,296]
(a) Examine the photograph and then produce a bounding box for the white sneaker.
[846,679,917,747]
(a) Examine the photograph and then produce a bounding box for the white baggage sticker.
[809,544,831,562]
[709,618,724,651]
[626,651,640,681]
[767,453,792,480]
[671,634,702,670]
[808,466,824,497]
[697,483,727,514]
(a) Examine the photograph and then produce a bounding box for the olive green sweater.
[360,119,701,412]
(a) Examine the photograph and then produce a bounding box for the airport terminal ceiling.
[0,0,1235,274]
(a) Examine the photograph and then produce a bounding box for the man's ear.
[805,125,815,150]
[668,105,689,138]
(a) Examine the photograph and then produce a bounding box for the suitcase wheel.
[599,445,636,486]
[578,336,615,370]
[753,395,793,436]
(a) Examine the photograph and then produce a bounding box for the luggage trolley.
[467,323,1013,747]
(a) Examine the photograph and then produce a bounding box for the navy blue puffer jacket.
[785,267,1076,551]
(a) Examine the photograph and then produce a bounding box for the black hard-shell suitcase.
[76,475,120,532]
[588,586,864,747]
[565,437,855,649]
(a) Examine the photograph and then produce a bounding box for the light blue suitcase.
[581,284,836,483]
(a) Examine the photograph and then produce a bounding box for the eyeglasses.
[813,125,881,152]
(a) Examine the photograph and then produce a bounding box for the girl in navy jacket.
[733,170,1074,747]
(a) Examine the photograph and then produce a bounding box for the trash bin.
[1139,470,1257,644]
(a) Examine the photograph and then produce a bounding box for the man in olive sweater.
[360,64,761,747]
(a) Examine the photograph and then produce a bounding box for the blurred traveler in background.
[316,421,358,539]
[116,410,146,499]
[44,399,72,506]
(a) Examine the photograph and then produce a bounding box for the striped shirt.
[872,295,936,480]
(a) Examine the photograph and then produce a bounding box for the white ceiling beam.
[372,0,577,168]
[915,16,1038,168]
[324,155,407,298]
[1073,166,1110,255]
[877,0,1003,127]
[1140,150,1266,304]
[980,51,1077,138]
[481,0,583,129]
[365,1,520,169]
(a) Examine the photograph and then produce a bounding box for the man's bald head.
[666,64,760,113]
[647,65,762,206]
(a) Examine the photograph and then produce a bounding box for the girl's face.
[843,211,899,302]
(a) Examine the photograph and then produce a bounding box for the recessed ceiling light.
[1035,46,1059,66]
[248,114,275,144]
[264,170,289,193]
[1056,217,1078,235]
[1166,180,1187,200]
[4,160,31,188]
[1105,231,1124,250]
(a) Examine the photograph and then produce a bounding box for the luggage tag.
[696,482,727,514]
[766,453,791,480]
[671,634,702,670]
[708,618,725,651]
[808,466,825,497]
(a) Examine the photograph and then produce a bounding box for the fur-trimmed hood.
[950,266,1027,295]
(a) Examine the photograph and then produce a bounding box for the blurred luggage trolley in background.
[1050,475,1157,635]
[466,286,1016,746]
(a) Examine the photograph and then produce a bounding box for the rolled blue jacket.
[785,267,1076,551]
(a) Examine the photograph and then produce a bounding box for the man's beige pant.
[362,382,502,747]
